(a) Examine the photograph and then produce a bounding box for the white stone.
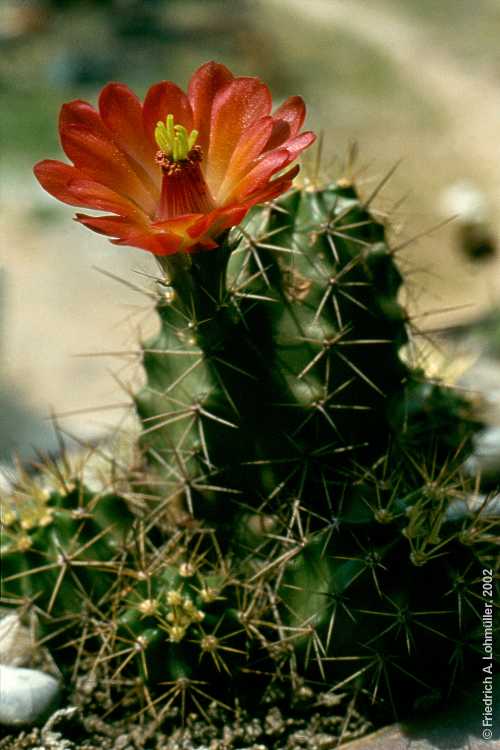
[0,664,61,727]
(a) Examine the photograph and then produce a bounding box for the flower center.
[154,114,214,220]
[155,114,199,162]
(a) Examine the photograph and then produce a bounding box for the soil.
[0,689,372,750]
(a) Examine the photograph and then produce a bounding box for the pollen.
[155,114,199,162]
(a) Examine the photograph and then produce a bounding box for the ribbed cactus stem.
[155,242,231,326]
[2,179,495,725]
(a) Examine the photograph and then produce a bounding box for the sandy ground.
[0,180,156,458]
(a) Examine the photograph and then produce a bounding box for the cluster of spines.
[1,446,497,723]
[0,462,276,719]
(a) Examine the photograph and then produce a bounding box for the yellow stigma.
[155,114,198,161]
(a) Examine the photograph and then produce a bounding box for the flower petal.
[187,205,248,241]
[241,165,300,206]
[75,213,138,238]
[224,132,314,204]
[215,116,274,203]
[266,96,307,150]
[59,101,157,214]
[142,81,193,150]
[98,83,159,186]
[226,149,291,203]
[282,131,316,158]
[153,214,218,253]
[75,213,180,255]
[188,61,234,155]
[206,77,273,194]
[153,213,202,234]
[34,160,144,217]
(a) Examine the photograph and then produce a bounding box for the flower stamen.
[155,144,203,176]
[154,115,214,221]
[155,114,199,162]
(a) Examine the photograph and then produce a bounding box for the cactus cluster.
[1,177,498,727]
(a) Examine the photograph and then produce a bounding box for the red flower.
[34,62,315,256]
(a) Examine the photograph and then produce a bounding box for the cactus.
[3,55,499,726]
[2,176,496,727]
[0,459,135,655]
[129,177,496,717]
[135,177,482,560]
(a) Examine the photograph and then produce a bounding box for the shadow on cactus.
[1,62,498,729]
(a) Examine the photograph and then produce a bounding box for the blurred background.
[1,0,500,466]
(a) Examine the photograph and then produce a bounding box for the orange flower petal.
[282,131,316,158]
[187,205,248,241]
[75,213,144,239]
[216,115,275,203]
[241,165,300,206]
[76,213,181,255]
[227,149,290,203]
[152,213,219,252]
[227,131,314,203]
[152,205,248,251]
[206,77,272,194]
[129,231,184,256]
[266,96,307,150]
[153,213,202,234]
[98,83,159,187]
[188,61,234,155]
[142,81,193,151]
[34,160,144,217]
[59,100,106,135]
[60,101,157,214]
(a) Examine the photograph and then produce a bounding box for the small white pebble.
[0,664,61,727]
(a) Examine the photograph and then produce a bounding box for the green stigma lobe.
[155,114,199,161]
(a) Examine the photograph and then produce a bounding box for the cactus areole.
[33,61,315,256]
